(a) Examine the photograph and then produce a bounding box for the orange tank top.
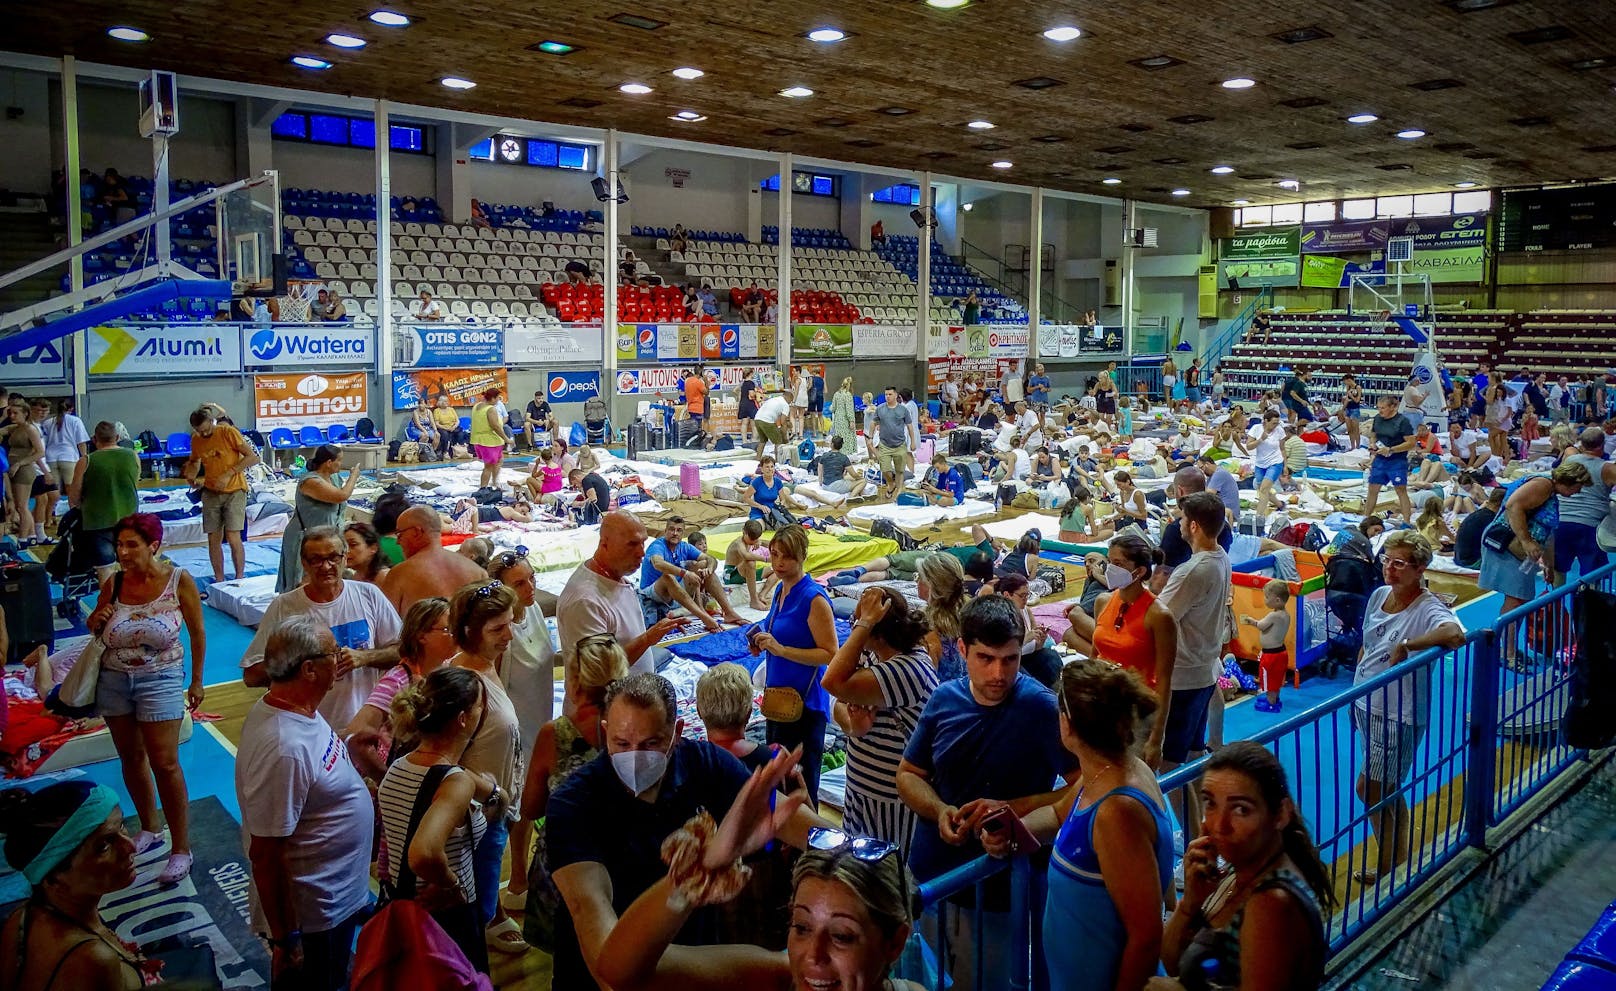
[1093,588,1159,686]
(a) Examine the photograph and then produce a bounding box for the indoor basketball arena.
[1,3,1615,990]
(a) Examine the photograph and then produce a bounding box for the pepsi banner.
[615,323,776,362]
[244,324,372,367]
[395,324,503,368]
[546,371,602,404]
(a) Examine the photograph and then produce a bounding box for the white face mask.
[611,748,670,795]
[1103,563,1137,590]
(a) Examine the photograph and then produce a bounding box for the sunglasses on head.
[1114,598,1133,631]
[492,546,530,571]
[473,580,503,600]
[807,827,900,863]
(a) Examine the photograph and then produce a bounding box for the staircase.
[0,212,67,312]
[623,233,744,318]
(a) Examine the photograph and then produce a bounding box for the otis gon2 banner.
[254,372,369,430]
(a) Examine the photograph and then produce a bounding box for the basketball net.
[279,280,322,322]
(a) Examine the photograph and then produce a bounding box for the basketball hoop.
[277,280,321,323]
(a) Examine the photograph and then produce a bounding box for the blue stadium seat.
[326,423,351,443]
[1542,961,1616,990]
[269,428,299,451]
[299,425,327,447]
[165,432,192,459]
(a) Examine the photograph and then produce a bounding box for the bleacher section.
[1220,310,1513,402]
[875,234,1026,324]
[1505,311,1616,379]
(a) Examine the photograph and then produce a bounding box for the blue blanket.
[667,619,856,671]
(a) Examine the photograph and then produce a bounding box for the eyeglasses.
[395,525,424,541]
[303,551,348,567]
[473,580,503,599]
[806,827,900,863]
[300,648,342,667]
[1384,558,1416,571]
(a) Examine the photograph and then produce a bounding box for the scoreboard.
[1499,184,1616,252]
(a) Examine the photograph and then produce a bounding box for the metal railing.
[1202,286,1275,368]
[898,561,1616,988]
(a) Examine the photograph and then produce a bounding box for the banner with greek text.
[255,372,370,430]
[1218,257,1300,289]
[391,367,509,410]
[395,324,503,368]
[1408,245,1486,283]
[1301,255,1388,288]
[243,324,372,368]
[1221,226,1301,260]
[87,324,241,376]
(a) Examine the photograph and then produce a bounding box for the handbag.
[754,580,819,724]
[58,573,122,709]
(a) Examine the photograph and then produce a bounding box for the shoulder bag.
[58,572,123,710]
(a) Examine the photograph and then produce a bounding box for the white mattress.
[205,574,279,627]
[35,711,193,776]
[982,514,1064,541]
[846,500,993,529]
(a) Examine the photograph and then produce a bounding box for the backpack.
[798,437,816,464]
[1036,563,1067,594]
[713,434,735,451]
[869,517,925,552]
[137,429,162,454]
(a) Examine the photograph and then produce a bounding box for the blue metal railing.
[901,560,1616,987]
[1203,286,1274,369]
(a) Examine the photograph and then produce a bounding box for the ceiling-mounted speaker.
[1210,206,1236,240]
[591,176,628,203]
[909,206,937,229]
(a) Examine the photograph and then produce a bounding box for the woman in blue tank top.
[980,662,1174,990]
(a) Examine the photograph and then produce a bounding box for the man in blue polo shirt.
[897,595,1079,988]
[639,515,742,630]
[548,674,828,990]
[1026,362,1052,413]
[919,452,967,506]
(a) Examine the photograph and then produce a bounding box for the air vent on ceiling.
[557,97,603,108]
[1125,228,1160,248]
[1435,141,1476,152]
[1033,134,1068,143]
[920,151,956,160]
[1271,25,1334,44]
[763,127,798,136]
[1509,25,1573,44]
[608,12,667,30]
[974,142,1009,151]
[1463,151,1500,159]
[1153,157,1186,164]
[1096,145,1133,155]
[1129,55,1184,70]
[1279,96,1329,109]
[1493,159,1532,170]
[1118,122,1153,132]
[1239,174,1273,181]
[1377,163,1413,170]
[1286,141,1325,150]
[1410,78,1465,91]
[1012,76,1065,89]
[845,138,881,147]
[1511,115,1553,127]
[875,106,915,116]
[1444,0,1516,10]
[1169,114,1213,124]
[816,117,852,128]
[1583,144,1616,154]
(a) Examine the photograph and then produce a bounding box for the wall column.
[374,100,392,388]
[1121,198,1138,358]
[775,152,792,372]
[916,171,932,372]
[604,129,620,384]
[63,56,85,399]
[1028,186,1044,354]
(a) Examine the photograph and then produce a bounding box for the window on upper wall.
[1237,205,1272,227]
[871,183,923,206]
[1341,198,1375,220]
[1453,190,1491,214]
[463,135,591,170]
[1304,201,1336,222]
[271,111,428,154]
[1271,202,1303,224]
[1413,192,1452,216]
[759,171,839,197]
[1377,195,1414,218]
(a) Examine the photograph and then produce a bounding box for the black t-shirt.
[581,472,611,509]
[1454,506,1497,568]
[739,380,756,407]
[1160,517,1234,569]
[527,400,551,423]
[1283,376,1308,407]
[975,411,1000,430]
[547,742,751,989]
[1372,413,1413,453]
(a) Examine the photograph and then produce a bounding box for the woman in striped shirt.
[822,587,940,857]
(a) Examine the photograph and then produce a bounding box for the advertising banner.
[1218,257,1300,289]
[506,324,603,365]
[927,323,965,359]
[1393,213,1487,248]
[244,324,371,367]
[1300,220,1389,255]
[391,367,509,410]
[545,371,603,404]
[616,365,760,395]
[1300,214,1487,255]
[1221,226,1301,260]
[1408,245,1486,283]
[926,355,998,390]
[855,324,919,358]
[792,324,853,359]
[0,339,67,385]
[254,372,369,431]
[87,324,241,376]
[984,324,1029,358]
[395,324,503,368]
[1300,255,1388,288]
[618,324,775,363]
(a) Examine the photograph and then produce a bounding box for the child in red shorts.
[1242,579,1292,713]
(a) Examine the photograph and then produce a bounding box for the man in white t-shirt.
[1445,421,1487,471]
[242,526,402,729]
[556,511,690,697]
[752,391,794,463]
[1000,360,1025,405]
[237,615,373,990]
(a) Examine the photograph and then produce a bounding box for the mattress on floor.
[206,574,279,627]
[34,711,193,776]
[704,530,900,578]
[845,501,993,529]
[982,514,1064,542]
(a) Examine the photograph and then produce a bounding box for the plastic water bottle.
[1519,555,1540,576]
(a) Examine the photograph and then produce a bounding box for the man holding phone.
[896,595,1079,987]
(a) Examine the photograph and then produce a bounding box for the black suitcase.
[628,421,649,459]
[1,561,53,663]
[950,429,981,456]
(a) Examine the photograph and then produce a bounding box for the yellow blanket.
[704,529,899,577]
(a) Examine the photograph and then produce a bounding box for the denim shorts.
[1368,455,1408,487]
[97,664,187,722]
[1254,463,1284,485]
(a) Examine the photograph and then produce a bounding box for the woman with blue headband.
[0,782,150,990]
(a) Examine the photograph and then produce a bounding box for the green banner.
[1218,257,1299,288]
[1222,225,1301,260]
[792,323,853,358]
[1409,245,1485,284]
[1300,255,1349,288]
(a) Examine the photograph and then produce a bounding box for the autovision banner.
[395,324,503,368]
[616,365,758,395]
[244,324,372,367]
[87,324,241,376]
[1221,225,1301,260]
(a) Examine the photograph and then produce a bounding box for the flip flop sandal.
[1351,869,1380,885]
[485,915,529,954]
[157,852,193,886]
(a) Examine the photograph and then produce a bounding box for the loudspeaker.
[1210,207,1236,240]
[910,207,937,229]
[591,177,628,203]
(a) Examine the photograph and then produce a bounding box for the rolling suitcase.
[1,560,53,663]
[680,462,702,498]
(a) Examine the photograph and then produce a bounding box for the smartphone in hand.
[978,807,1042,855]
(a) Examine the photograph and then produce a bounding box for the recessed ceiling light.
[291,56,333,70]
[671,66,704,80]
[326,33,366,48]
[807,27,846,43]
[876,106,915,116]
[1102,177,1123,185]
[533,40,579,55]
[368,9,410,26]
[780,86,814,98]
[1347,113,1379,124]
[967,120,995,129]
[1171,188,1192,196]
[962,201,974,210]
[1210,165,1235,174]
[927,0,970,7]
[1043,25,1082,41]
[671,110,706,122]
[107,26,149,42]
[440,76,476,89]
[608,12,666,30]
[1221,77,1257,89]
[1232,199,1251,205]
[620,82,653,94]
[1455,181,1479,188]
[991,160,1013,169]
[1130,55,1183,70]
[1277,179,1301,189]
[1397,128,1426,139]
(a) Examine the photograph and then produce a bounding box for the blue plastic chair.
[299,425,327,448]
[269,428,298,450]
[405,421,421,442]
[458,416,471,433]
[1541,961,1616,990]
[326,424,351,443]
[164,432,192,458]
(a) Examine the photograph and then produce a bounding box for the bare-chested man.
[379,505,489,615]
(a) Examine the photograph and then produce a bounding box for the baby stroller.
[583,395,613,446]
[1321,548,1382,677]
[44,508,102,620]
